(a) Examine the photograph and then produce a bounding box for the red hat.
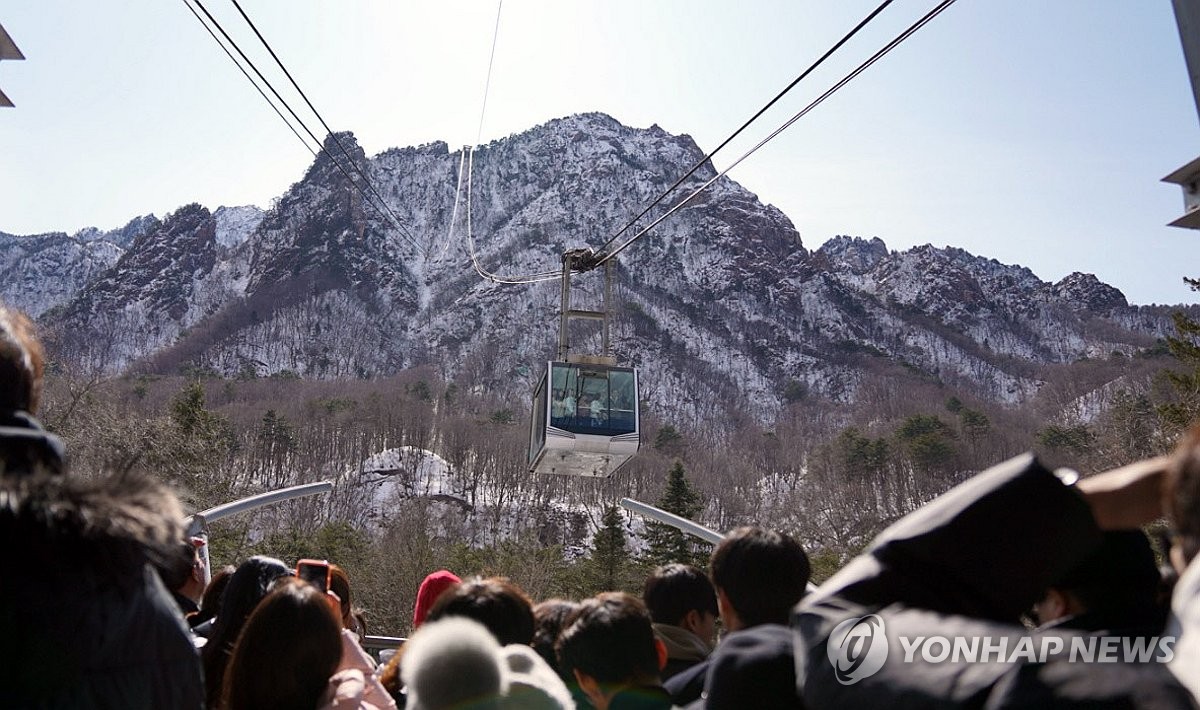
[413,569,461,629]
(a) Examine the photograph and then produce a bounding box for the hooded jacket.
[0,466,204,708]
[652,623,711,681]
[793,453,1194,709]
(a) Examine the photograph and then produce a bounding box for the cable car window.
[549,363,579,428]
[544,362,636,436]
[608,370,636,433]
[529,373,548,465]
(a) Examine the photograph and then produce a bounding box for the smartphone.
[296,559,331,593]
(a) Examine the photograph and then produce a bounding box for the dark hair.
[201,556,292,708]
[710,527,810,627]
[532,598,580,674]
[0,307,43,414]
[1168,426,1200,566]
[556,592,659,686]
[155,540,199,591]
[643,563,717,626]
[193,565,236,627]
[1054,530,1161,615]
[221,578,342,710]
[425,576,534,645]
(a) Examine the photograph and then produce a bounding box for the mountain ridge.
[3,112,1190,420]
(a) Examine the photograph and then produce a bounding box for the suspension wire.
[189,0,421,251]
[475,0,503,148]
[182,0,317,159]
[440,147,468,258]
[465,144,563,284]
[593,0,960,267]
[228,0,421,248]
[460,0,565,285]
[593,0,898,258]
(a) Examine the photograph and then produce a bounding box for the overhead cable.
[188,0,420,250]
[461,0,565,285]
[228,0,421,247]
[181,0,317,158]
[465,145,563,284]
[441,147,468,258]
[594,0,960,267]
[593,0,898,258]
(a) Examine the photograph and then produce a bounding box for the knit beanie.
[413,569,461,628]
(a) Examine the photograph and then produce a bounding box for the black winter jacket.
[0,463,204,708]
[793,453,1195,709]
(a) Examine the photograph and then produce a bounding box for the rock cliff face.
[8,112,1189,418]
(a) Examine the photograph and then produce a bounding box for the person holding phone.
[221,578,395,710]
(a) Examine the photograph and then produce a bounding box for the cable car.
[528,249,641,477]
[529,360,640,477]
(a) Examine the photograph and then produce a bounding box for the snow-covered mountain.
[7,113,1190,418]
[0,215,159,317]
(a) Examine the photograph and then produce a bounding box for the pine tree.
[1159,280,1200,437]
[644,461,709,567]
[161,380,233,507]
[587,505,631,593]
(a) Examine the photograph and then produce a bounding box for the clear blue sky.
[2,1,1200,305]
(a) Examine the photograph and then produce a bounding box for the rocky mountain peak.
[72,214,160,248]
[213,205,264,250]
[1051,271,1129,313]
[297,131,368,188]
[817,235,889,274]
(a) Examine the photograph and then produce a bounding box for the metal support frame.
[184,481,334,585]
[619,497,725,544]
[557,249,614,363]
[619,497,818,594]
[1165,0,1200,228]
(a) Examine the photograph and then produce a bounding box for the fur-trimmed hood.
[0,469,184,588]
[0,470,203,708]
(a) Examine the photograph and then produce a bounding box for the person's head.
[221,578,342,710]
[0,307,64,477]
[210,556,293,642]
[532,598,580,675]
[556,592,666,710]
[413,569,461,629]
[402,616,506,710]
[1167,425,1200,572]
[194,564,236,625]
[329,564,355,628]
[700,624,802,710]
[426,576,535,646]
[202,556,292,706]
[155,538,205,603]
[1032,530,1162,627]
[710,527,810,631]
[0,306,44,415]
[643,563,718,644]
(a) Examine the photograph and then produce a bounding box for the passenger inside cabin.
[589,395,605,426]
[562,392,577,423]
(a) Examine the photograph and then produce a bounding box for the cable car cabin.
[529,361,640,477]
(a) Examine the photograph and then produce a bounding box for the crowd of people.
[3,299,1200,709]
